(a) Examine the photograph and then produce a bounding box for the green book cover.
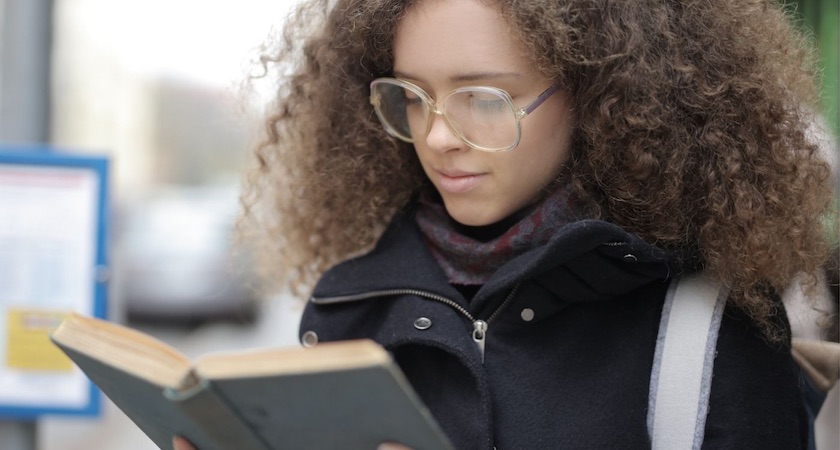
[50,314,454,450]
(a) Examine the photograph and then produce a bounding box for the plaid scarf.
[415,185,579,285]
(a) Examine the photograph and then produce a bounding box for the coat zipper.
[471,284,520,363]
[312,284,521,363]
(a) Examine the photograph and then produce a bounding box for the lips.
[436,169,485,194]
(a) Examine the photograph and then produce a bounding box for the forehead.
[393,0,533,81]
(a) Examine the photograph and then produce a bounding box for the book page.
[194,340,390,379]
[53,314,192,389]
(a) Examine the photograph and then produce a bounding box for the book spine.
[166,379,271,450]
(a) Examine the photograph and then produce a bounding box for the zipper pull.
[472,320,488,363]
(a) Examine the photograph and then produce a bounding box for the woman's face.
[393,0,574,226]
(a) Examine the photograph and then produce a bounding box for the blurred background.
[1,0,304,448]
[3,0,303,325]
[0,0,836,449]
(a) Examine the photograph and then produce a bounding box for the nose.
[424,111,464,153]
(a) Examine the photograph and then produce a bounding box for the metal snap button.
[520,308,535,322]
[414,317,432,330]
[301,330,319,347]
[623,254,638,262]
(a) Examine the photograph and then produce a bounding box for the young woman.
[177,0,835,448]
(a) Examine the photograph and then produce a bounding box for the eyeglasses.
[369,77,562,152]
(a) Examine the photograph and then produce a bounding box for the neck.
[452,205,536,242]
[416,184,579,285]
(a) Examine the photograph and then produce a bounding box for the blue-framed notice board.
[0,148,109,419]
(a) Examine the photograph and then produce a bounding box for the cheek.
[513,147,567,190]
[505,109,573,197]
[413,145,434,172]
[518,118,573,173]
[534,100,574,166]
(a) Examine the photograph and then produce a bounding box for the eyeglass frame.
[369,77,562,152]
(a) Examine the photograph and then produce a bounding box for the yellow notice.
[6,308,74,372]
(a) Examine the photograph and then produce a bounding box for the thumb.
[172,436,196,450]
[377,443,413,450]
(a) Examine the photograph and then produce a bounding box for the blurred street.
[37,293,303,450]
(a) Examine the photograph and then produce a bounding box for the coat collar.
[310,207,696,308]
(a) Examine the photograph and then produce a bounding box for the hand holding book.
[51,313,453,450]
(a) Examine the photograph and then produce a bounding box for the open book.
[50,313,453,450]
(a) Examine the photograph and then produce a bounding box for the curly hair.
[239,0,835,339]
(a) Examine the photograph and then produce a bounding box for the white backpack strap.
[648,272,727,450]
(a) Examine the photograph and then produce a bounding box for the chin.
[443,201,505,227]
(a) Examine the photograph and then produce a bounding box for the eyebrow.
[393,70,524,83]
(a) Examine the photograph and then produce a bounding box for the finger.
[172,436,196,450]
[377,443,413,450]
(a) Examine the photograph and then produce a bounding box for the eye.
[469,92,507,113]
[403,89,424,107]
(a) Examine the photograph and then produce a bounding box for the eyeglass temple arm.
[521,82,563,115]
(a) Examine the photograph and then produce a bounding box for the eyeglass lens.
[372,81,519,151]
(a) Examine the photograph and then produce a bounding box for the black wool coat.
[299,209,808,449]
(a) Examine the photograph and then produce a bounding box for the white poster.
[0,163,102,412]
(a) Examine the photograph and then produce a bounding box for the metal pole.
[0,0,54,448]
[0,0,53,143]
